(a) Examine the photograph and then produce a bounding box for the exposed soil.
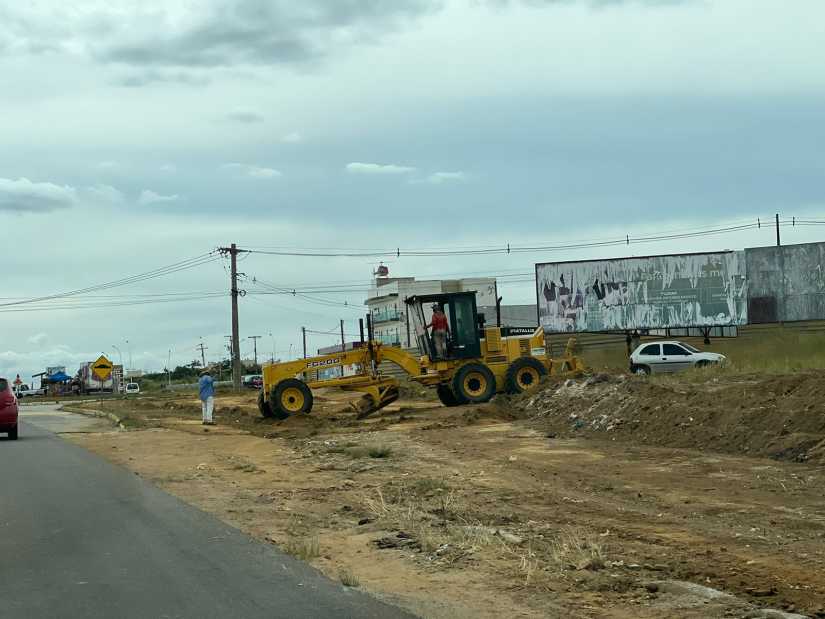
[512,372,825,464]
[67,377,825,618]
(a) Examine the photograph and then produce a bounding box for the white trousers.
[201,396,214,423]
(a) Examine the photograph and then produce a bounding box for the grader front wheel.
[269,378,313,419]
[257,390,274,418]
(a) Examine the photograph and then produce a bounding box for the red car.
[0,377,19,440]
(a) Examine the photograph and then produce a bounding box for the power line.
[249,276,363,311]
[241,220,780,259]
[0,252,221,309]
[0,292,227,314]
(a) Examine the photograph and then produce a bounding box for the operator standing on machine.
[425,303,450,360]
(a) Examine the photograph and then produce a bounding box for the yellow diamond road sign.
[92,355,113,381]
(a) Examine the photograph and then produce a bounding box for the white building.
[365,276,498,348]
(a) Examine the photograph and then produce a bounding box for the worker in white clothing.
[199,369,215,425]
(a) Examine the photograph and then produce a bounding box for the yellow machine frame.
[259,316,584,420]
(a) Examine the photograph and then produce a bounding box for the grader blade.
[353,386,400,420]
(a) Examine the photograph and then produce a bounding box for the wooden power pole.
[219,244,245,390]
[196,342,207,368]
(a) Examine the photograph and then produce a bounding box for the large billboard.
[536,251,747,333]
[746,242,825,323]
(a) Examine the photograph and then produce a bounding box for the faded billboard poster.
[536,252,747,333]
[746,242,825,323]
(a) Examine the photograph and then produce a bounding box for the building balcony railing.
[372,309,402,324]
[377,334,401,346]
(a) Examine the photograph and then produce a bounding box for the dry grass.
[338,568,360,587]
[548,527,605,572]
[364,485,501,559]
[284,536,321,561]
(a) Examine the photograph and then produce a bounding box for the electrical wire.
[0,252,221,309]
[0,292,227,314]
[241,220,779,258]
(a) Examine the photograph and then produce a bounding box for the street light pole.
[125,339,133,375]
[111,345,123,369]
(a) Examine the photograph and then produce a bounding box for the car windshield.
[0,378,7,391]
[681,343,700,353]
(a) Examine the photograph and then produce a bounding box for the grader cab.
[258,291,584,420]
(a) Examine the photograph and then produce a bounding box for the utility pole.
[219,244,247,390]
[302,327,307,359]
[775,213,781,247]
[340,320,346,352]
[229,243,241,389]
[196,341,207,368]
[248,335,262,367]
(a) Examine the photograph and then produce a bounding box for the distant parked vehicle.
[14,383,46,397]
[243,374,263,389]
[630,341,726,375]
[124,382,141,395]
[0,377,19,440]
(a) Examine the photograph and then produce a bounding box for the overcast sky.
[2,0,824,379]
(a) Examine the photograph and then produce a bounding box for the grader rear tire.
[505,357,547,394]
[270,379,313,419]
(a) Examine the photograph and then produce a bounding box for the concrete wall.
[746,242,825,323]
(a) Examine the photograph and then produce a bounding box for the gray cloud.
[138,190,181,206]
[113,70,212,88]
[0,178,128,213]
[346,162,416,175]
[221,163,282,179]
[225,108,265,123]
[482,0,691,6]
[0,177,77,213]
[0,1,439,73]
[424,171,467,184]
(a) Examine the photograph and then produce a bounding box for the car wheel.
[633,365,650,375]
[9,425,18,440]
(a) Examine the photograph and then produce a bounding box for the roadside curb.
[60,404,126,430]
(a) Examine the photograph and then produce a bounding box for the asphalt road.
[0,406,411,619]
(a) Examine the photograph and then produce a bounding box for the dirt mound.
[513,372,825,463]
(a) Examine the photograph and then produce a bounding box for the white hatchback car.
[630,340,726,375]
[124,382,141,395]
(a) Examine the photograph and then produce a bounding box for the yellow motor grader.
[258,291,584,419]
